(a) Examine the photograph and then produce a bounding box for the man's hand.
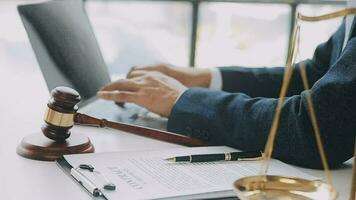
[127,63,212,88]
[97,71,187,117]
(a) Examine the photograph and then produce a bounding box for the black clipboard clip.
[70,164,116,197]
[78,164,116,191]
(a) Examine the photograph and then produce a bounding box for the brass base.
[233,175,337,200]
[17,133,95,161]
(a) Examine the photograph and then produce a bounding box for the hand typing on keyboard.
[97,71,187,117]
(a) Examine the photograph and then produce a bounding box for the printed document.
[62,146,316,200]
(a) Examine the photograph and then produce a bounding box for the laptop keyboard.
[78,98,167,130]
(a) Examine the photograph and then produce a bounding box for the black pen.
[165,151,263,163]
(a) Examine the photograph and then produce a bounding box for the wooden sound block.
[17,133,95,161]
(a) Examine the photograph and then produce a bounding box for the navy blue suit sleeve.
[168,38,356,169]
[218,25,336,98]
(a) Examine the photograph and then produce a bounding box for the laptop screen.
[18,0,111,101]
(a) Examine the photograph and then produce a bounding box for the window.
[0,0,347,79]
[0,2,39,72]
[196,3,291,68]
[86,1,192,78]
[296,4,345,61]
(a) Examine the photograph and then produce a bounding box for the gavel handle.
[74,113,205,147]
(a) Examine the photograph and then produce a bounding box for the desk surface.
[0,3,354,199]
[0,56,354,200]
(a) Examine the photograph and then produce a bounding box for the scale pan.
[233,175,337,200]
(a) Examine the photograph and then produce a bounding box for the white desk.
[0,65,183,200]
[0,3,353,199]
[0,56,353,200]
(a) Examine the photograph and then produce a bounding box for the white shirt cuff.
[174,89,187,104]
[174,67,222,104]
[209,68,222,90]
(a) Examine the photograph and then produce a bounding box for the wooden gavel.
[42,86,204,146]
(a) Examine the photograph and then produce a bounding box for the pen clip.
[239,152,264,161]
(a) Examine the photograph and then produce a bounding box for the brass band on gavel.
[44,107,75,127]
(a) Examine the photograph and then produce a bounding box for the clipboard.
[55,146,316,200]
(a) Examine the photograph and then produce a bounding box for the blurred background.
[0,0,346,79]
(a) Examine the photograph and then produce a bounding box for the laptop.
[18,0,167,130]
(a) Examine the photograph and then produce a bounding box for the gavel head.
[42,86,81,142]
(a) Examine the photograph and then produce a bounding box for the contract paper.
[63,146,316,200]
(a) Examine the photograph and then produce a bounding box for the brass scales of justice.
[232,8,356,200]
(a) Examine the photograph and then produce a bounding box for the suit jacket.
[167,21,356,169]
